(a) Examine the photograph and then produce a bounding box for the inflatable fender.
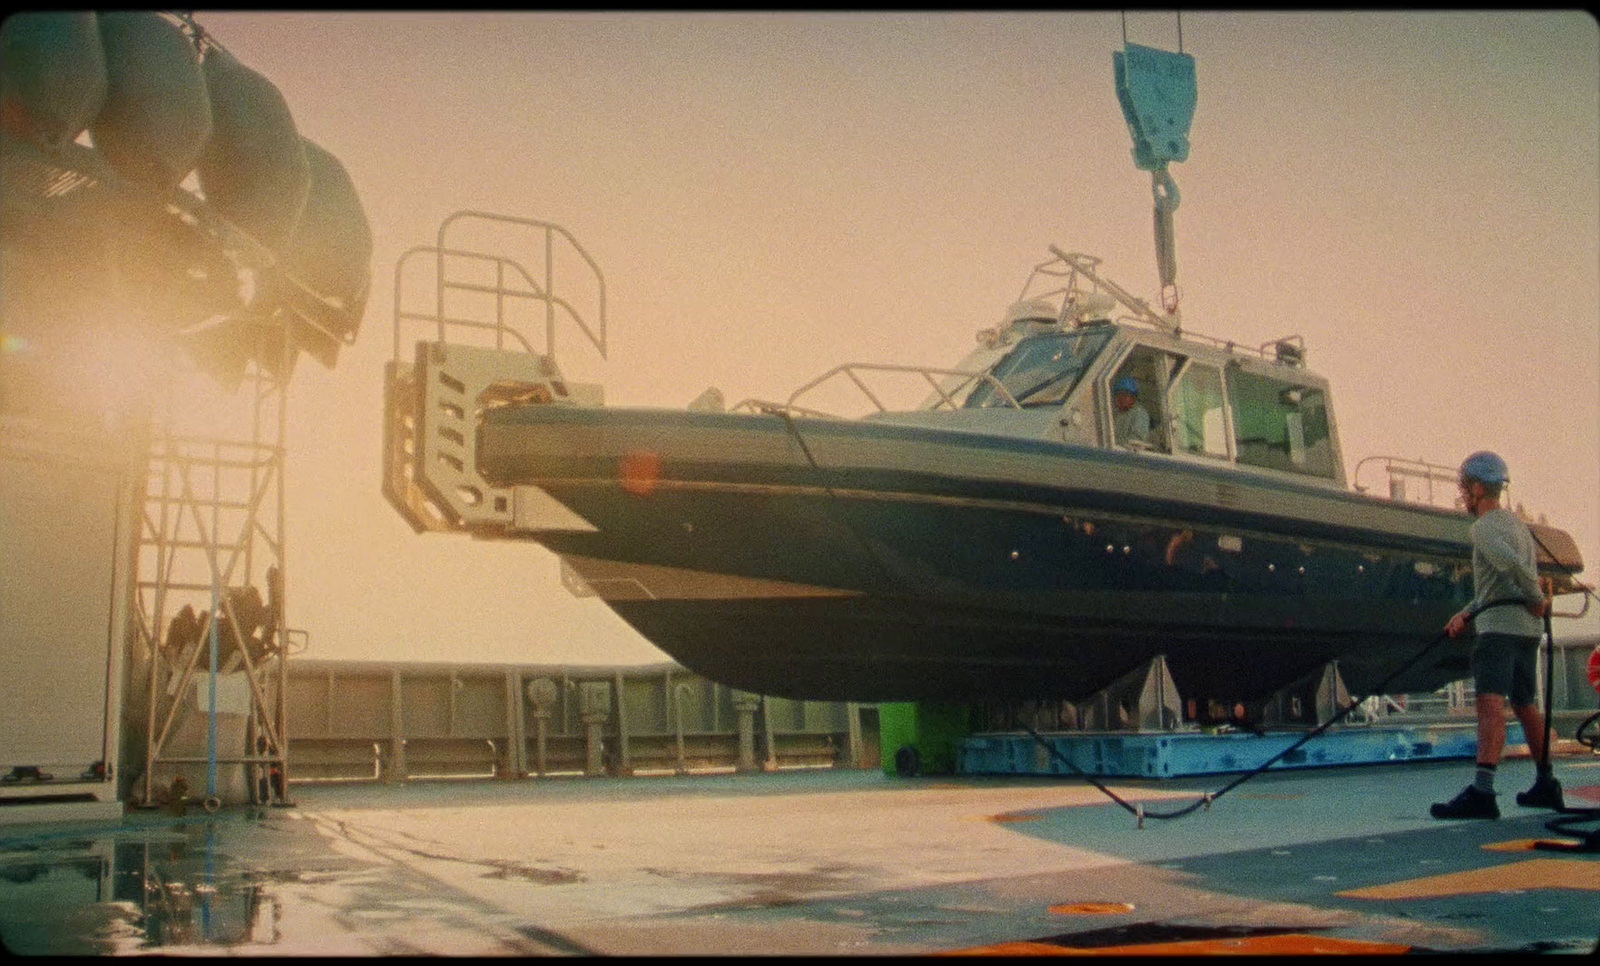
[276,137,372,365]
[0,12,108,149]
[91,12,211,187]
[197,46,309,253]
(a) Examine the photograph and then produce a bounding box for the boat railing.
[1353,455,1592,617]
[1352,455,1462,510]
[730,363,1021,418]
[729,399,845,420]
[391,210,606,366]
[1181,330,1308,367]
[1031,248,1306,367]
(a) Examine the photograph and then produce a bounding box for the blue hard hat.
[1113,376,1139,395]
[1459,450,1509,485]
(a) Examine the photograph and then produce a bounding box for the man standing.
[1431,450,1563,819]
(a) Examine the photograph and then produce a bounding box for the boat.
[381,37,1587,713]
[383,230,1587,709]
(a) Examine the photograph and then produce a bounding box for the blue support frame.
[959,723,1522,779]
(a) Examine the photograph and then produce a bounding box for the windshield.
[963,327,1113,409]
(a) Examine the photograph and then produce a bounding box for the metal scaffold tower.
[0,12,372,817]
[131,335,304,812]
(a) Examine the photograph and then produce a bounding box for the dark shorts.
[1472,631,1541,705]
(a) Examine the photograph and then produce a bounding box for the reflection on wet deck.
[0,804,601,956]
[0,819,271,954]
[3,765,1598,956]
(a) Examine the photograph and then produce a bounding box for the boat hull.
[478,405,1495,704]
[555,554,1472,704]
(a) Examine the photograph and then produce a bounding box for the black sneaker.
[1431,785,1500,820]
[1515,775,1564,810]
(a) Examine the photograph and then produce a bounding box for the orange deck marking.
[1047,901,1136,915]
[939,940,1086,955]
[1481,838,1565,852]
[1338,857,1600,900]
[940,934,1411,955]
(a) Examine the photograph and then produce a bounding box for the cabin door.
[1106,346,1184,452]
[1169,360,1231,461]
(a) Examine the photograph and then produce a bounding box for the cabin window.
[1225,368,1336,479]
[1171,362,1228,459]
[964,327,1112,409]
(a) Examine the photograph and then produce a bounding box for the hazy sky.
[187,11,1600,665]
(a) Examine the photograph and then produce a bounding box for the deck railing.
[283,659,875,783]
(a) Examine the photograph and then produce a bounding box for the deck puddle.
[0,820,280,954]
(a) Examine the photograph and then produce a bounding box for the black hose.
[772,405,1600,832]
[1029,521,1600,829]
[1023,596,1541,825]
[1541,608,1555,771]
[1525,529,1600,852]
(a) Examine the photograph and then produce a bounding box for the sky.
[183,11,1600,666]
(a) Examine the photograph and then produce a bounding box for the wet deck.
[2,752,1597,955]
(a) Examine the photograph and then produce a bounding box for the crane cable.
[1121,10,1183,54]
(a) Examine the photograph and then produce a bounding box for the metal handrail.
[392,246,543,360]
[729,399,843,420]
[1027,247,1303,366]
[768,362,1021,417]
[439,211,607,361]
[391,212,607,366]
[1350,455,1591,617]
[1352,455,1460,509]
[1044,247,1174,332]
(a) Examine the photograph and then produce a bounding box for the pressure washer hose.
[1527,530,1600,852]
[771,407,1600,839]
[1022,596,1547,825]
[1027,531,1600,835]
[1015,529,1600,842]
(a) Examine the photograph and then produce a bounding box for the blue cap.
[1459,450,1509,485]
[1113,376,1139,395]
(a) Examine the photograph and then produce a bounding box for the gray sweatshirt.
[1468,507,1543,638]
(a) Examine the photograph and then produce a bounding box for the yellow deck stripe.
[941,933,1412,955]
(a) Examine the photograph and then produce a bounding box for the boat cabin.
[856,250,1347,489]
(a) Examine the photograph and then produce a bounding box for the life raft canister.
[196,45,310,254]
[91,12,212,188]
[0,11,108,149]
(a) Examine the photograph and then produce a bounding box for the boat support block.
[1069,654,1184,731]
[1258,661,1352,728]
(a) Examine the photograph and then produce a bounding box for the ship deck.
[3,749,1598,955]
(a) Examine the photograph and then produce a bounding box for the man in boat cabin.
[1112,376,1151,447]
[1430,450,1564,819]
